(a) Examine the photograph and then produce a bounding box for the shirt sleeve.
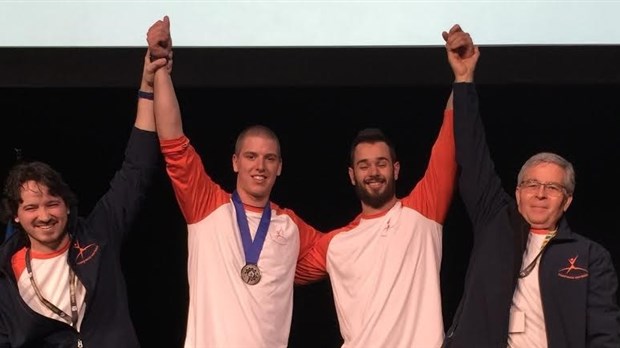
[85,127,160,246]
[160,135,230,224]
[401,108,456,225]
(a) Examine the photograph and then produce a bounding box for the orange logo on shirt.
[73,241,99,265]
[558,255,588,279]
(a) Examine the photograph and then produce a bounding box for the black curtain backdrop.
[1,46,619,348]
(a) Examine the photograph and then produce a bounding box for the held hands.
[141,16,174,90]
[141,49,172,90]
[442,24,479,83]
[147,15,173,61]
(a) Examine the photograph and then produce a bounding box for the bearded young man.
[296,24,478,348]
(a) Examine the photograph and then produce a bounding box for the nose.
[369,164,381,175]
[256,158,266,171]
[535,184,548,198]
[37,208,53,222]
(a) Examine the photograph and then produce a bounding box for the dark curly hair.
[1,161,77,224]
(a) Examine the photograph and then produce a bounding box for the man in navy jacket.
[442,27,620,348]
[0,22,170,347]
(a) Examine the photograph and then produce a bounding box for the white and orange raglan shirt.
[12,243,87,330]
[298,109,456,348]
[160,135,323,348]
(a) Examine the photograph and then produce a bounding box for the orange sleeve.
[401,109,456,224]
[294,231,334,285]
[294,221,357,285]
[279,207,340,285]
[160,135,230,224]
[280,208,328,285]
[11,248,27,281]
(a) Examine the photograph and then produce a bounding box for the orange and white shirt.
[161,135,322,348]
[300,109,456,348]
[12,242,87,330]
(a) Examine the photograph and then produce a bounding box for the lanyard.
[25,248,79,327]
[231,190,271,285]
[518,231,556,278]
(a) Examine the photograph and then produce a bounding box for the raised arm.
[153,63,183,140]
[84,43,165,243]
[445,25,510,227]
[147,15,183,140]
[401,98,456,224]
[401,35,462,225]
[135,48,169,132]
[149,16,228,224]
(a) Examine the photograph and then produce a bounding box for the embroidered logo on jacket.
[73,241,99,265]
[558,255,588,279]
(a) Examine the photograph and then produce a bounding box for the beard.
[354,175,396,210]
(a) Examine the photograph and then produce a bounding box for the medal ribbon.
[232,190,271,266]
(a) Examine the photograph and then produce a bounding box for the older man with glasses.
[442,28,620,348]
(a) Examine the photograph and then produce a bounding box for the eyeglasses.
[519,180,566,197]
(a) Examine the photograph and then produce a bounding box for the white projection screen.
[2,1,620,87]
[2,1,620,47]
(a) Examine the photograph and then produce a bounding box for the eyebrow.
[524,179,563,184]
[356,156,389,164]
[242,150,279,158]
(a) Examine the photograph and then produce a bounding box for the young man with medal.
[0,23,168,347]
[148,17,324,348]
[442,26,620,347]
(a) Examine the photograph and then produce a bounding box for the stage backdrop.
[2,75,619,347]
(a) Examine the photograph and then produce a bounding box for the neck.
[235,189,269,208]
[361,197,398,216]
[30,234,70,254]
[530,222,559,234]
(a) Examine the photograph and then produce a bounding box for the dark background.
[2,46,619,347]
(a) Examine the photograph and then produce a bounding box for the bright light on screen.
[2,1,619,47]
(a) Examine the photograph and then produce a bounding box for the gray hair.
[517,152,575,195]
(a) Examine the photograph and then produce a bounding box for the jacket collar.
[551,217,574,241]
[509,202,574,242]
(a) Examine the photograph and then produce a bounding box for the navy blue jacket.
[443,83,620,348]
[0,128,159,348]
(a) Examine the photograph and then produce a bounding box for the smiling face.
[15,180,70,253]
[516,162,573,230]
[232,133,282,207]
[349,141,400,214]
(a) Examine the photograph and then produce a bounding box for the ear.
[14,217,19,223]
[348,167,356,186]
[276,160,282,176]
[562,195,573,212]
[67,209,70,215]
[232,154,239,173]
[393,161,401,180]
